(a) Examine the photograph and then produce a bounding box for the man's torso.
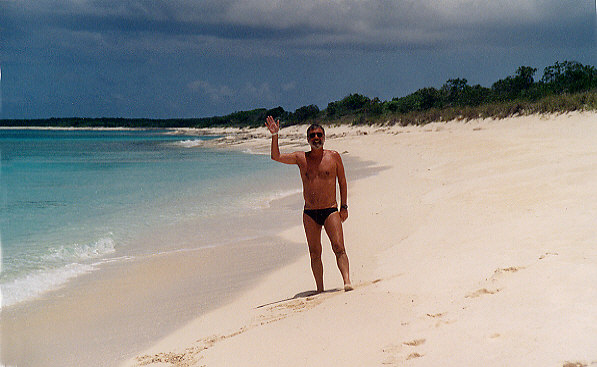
[297,150,339,209]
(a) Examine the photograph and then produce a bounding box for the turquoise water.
[0,129,298,307]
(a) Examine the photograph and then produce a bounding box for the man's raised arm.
[265,115,298,165]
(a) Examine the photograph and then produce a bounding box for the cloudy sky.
[0,0,595,119]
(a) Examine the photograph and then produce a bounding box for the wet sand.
[1,189,308,366]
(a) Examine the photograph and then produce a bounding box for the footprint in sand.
[565,362,597,367]
[381,344,403,365]
[539,252,559,260]
[493,266,524,275]
[259,295,328,324]
[469,264,528,299]
[406,352,424,360]
[382,338,426,364]
[403,338,426,347]
[489,265,525,282]
[426,312,454,327]
[465,288,501,298]
[404,339,425,360]
[138,280,385,367]
[136,295,332,366]
[562,362,588,367]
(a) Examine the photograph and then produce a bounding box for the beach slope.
[123,112,597,367]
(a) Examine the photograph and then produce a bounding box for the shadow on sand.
[255,288,343,309]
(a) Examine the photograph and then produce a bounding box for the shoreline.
[0,127,378,367]
[0,189,308,366]
[123,111,597,367]
[0,126,147,131]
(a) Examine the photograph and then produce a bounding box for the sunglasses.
[308,132,324,139]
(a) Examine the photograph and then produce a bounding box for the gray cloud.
[188,79,277,107]
[188,80,235,103]
[5,0,593,52]
[1,0,594,119]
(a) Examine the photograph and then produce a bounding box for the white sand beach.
[123,112,597,367]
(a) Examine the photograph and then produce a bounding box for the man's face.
[307,128,325,149]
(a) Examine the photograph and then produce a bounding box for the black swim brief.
[303,207,338,226]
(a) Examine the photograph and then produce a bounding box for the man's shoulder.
[324,149,342,159]
[293,151,307,161]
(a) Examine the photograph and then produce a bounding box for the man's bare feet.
[344,283,354,292]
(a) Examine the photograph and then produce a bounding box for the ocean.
[0,128,300,309]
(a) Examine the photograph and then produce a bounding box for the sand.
[0,193,308,366]
[120,111,596,367]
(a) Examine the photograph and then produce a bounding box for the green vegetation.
[2,60,597,128]
[322,61,597,126]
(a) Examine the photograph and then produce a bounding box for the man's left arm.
[335,151,348,222]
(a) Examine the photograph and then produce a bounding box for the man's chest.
[299,156,336,180]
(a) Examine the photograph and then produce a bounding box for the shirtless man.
[265,115,352,292]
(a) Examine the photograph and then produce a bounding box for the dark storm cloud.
[1,0,594,119]
[4,0,593,52]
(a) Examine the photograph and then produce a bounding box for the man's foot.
[344,283,354,292]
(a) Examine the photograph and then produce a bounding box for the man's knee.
[309,249,322,261]
[332,244,346,257]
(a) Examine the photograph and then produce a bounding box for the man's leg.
[323,213,352,290]
[303,213,324,293]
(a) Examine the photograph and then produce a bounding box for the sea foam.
[43,236,116,262]
[176,139,206,148]
[1,237,116,308]
[1,262,96,308]
[248,188,302,209]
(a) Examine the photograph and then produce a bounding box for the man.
[265,115,352,292]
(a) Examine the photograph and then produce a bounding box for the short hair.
[307,123,325,136]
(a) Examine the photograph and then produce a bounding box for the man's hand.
[339,208,348,222]
[265,115,280,135]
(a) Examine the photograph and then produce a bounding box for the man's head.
[307,124,325,149]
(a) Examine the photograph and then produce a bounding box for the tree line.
[321,60,597,120]
[2,60,596,128]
